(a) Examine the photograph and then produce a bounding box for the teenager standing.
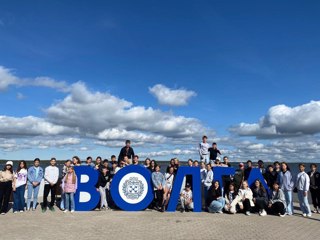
[42,158,59,212]
[277,162,294,215]
[308,163,320,213]
[199,136,210,164]
[13,160,28,213]
[27,158,44,211]
[295,163,312,217]
[0,161,14,215]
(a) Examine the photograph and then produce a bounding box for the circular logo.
[110,165,154,211]
[119,173,148,204]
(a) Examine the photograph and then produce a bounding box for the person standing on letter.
[199,136,210,164]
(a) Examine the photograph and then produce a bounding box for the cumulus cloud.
[0,66,69,92]
[230,101,320,139]
[46,82,209,139]
[0,116,74,137]
[149,84,196,106]
[139,148,196,158]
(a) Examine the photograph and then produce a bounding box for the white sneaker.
[71,210,75,213]
[217,210,223,214]
[13,211,18,214]
[63,210,68,213]
[302,213,307,217]
[1,212,5,215]
[19,210,24,213]
[307,213,312,218]
[279,214,285,217]
[260,210,267,216]
[245,211,251,216]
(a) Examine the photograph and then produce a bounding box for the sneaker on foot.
[13,211,18,214]
[1,212,5,215]
[260,210,267,216]
[63,210,68,213]
[307,213,312,218]
[19,210,24,213]
[42,208,47,213]
[71,210,75,213]
[302,213,307,217]
[245,211,251,216]
[279,214,286,217]
[49,206,55,212]
[217,210,223,214]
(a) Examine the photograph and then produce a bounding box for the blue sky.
[1,0,320,162]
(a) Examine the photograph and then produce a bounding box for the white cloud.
[97,128,166,143]
[230,101,320,138]
[0,66,69,92]
[46,82,209,139]
[28,137,81,149]
[16,92,25,100]
[0,116,73,137]
[149,84,196,106]
[139,148,196,158]
[0,66,19,90]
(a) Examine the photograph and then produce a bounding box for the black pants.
[271,202,286,215]
[310,188,320,209]
[255,199,267,212]
[0,181,13,213]
[243,199,251,212]
[43,184,57,208]
[154,189,164,208]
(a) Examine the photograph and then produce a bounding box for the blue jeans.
[298,190,311,215]
[13,185,26,211]
[65,192,75,211]
[200,154,210,164]
[284,190,293,215]
[208,198,225,213]
[27,184,40,209]
[60,192,65,210]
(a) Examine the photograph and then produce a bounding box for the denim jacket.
[27,166,44,185]
[152,172,166,189]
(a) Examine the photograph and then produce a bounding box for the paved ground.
[2,202,320,240]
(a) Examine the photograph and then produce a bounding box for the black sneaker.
[49,206,55,212]
[42,208,47,213]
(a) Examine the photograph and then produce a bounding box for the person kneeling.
[268,182,286,217]
[180,183,193,212]
[207,181,225,213]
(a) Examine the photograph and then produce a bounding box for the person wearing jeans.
[62,166,77,213]
[27,158,44,211]
[199,136,210,164]
[13,160,28,213]
[277,162,294,215]
[296,163,312,217]
[207,181,225,213]
[95,167,111,210]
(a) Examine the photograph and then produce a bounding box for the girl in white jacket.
[233,181,255,215]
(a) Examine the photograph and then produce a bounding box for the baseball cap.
[6,161,13,166]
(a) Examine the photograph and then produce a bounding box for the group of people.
[0,139,319,219]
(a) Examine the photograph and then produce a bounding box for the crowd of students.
[0,139,319,218]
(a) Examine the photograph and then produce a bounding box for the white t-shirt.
[199,142,210,155]
[15,169,28,188]
[181,189,193,201]
[165,173,174,189]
